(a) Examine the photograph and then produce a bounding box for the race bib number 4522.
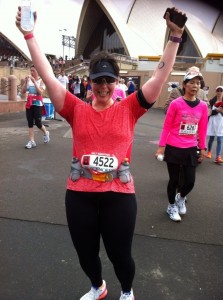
[81,154,118,173]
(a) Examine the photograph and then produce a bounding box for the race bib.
[81,153,118,173]
[179,122,198,135]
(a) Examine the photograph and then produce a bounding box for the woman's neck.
[183,95,196,102]
[92,99,114,111]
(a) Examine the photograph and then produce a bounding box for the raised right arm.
[15,8,66,112]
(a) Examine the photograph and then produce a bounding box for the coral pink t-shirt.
[59,91,147,193]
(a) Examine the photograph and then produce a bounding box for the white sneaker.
[175,193,187,215]
[25,140,36,149]
[43,131,50,143]
[80,280,107,300]
[119,289,135,300]
[166,204,181,221]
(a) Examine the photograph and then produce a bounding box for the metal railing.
[175,56,204,64]
[65,61,90,75]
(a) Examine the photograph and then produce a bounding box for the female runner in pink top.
[156,71,208,222]
[16,6,186,300]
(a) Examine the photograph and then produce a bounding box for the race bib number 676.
[179,122,198,135]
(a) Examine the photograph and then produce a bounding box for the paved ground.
[0,108,223,300]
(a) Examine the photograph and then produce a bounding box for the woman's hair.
[76,76,80,84]
[200,80,205,89]
[89,50,119,77]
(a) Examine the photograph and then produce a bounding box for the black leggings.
[26,106,43,129]
[65,190,137,291]
[166,163,196,204]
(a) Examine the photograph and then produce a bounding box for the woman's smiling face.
[91,77,117,101]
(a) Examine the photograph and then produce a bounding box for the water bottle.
[70,157,81,181]
[118,158,131,183]
[21,0,34,32]
[157,154,164,161]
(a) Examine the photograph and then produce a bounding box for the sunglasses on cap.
[92,77,116,85]
[186,71,203,78]
[187,71,202,75]
[216,89,223,92]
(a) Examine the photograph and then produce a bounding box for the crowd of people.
[0,54,29,68]
[15,4,223,300]
[56,71,130,104]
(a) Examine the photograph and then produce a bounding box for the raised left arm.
[142,8,186,104]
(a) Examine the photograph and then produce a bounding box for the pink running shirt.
[159,97,208,149]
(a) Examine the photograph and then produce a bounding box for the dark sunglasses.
[216,89,223,92]
[92,77,116,85]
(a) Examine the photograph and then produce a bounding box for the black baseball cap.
[89,60,118,80]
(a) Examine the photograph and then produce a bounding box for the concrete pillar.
[1,77,8,95]
[8,75,17,101]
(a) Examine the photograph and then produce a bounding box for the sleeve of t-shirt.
[120,88,126,99]
[121,92,147,121]
[59,90,78,125]
[197,103,208,150]
[159,101,176,146]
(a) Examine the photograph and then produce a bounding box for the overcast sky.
[0,0,84,58]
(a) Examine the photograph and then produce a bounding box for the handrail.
[0,83,10,94]
[65,62,89,73]
[175,56,204,63]
[53,62,90,76]
[17,84,22,93]
[0,83,22,97]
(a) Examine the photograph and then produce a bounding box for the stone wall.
[0,67,29,113]
[0,100,26,113]
[0,66,30,82]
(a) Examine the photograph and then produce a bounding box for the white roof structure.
[76,0,223,59]
[0,0,222,62]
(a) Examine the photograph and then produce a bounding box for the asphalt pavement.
[0,108,222,300]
